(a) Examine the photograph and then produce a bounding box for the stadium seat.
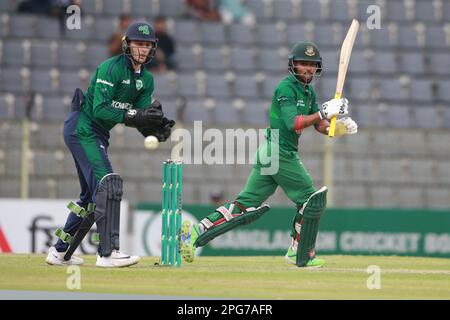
[228,24,255,46]
[58,44,85,69]
[413,106,441,129]
[398,52,425,75]
[10,14,36,38]
[329,0,350,22]
[153,73,175,97]
[0,68,25,93]
[229,47,257,72]
[241,100,269,126]
[385,0,408,22]
[397,24,420,48]
[212,100,241,125]
[35,17,61,39]
[160,0,184,17]
[257,23,285,46]
[42,96,70,121]
[414,0,437,22]
[233,75,259,98]
[378,78,407,102]
[300,0,323,21]
[259,48,285,73]
[272,0,294,20]
[428,53,450,76]
[30,70,58,94]
[349,77,373,101]
[370,51,398,75]
[92,18,116,42]
[59,70,85,95]
[3,40,25,67]
[175,45,201,71]
[386,105,413,128]
[437,80,450,102]
[85,44,109,69]
[319,50,339,73]
[103,0,126,16]
[30,42,57,68]
[175,73,199,97]
[261,75,279,99]
[205,74,230,98]
[313,24,338,48]
[425,25,447,48]
[348,50,370,74]
[409,79,434,104]
[175,20,201,44]
[286,23,308,47]
[202,46,226,71]
[246,0,271,21]
[369,26,394,48]
[130,0,154,17]
[201,23,226,45]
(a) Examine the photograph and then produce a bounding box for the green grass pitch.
[1,254,449,299]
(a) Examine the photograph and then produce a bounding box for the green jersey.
[80,54,155,132]
[268,74,319,152]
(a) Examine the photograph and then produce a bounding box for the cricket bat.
[328,19,359,137]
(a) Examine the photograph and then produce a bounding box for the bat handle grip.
[327,93,342,138]
[328,117,337,137]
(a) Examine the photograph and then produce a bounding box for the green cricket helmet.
[288,41,323,85]
[122,21,158,64]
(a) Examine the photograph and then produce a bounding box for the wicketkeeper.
[180,42,358,267]
[46,21,175,267]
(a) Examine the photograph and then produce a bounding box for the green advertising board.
[134,203,450,258]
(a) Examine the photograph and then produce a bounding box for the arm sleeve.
[92,63,126,123]
[277,85,299,130]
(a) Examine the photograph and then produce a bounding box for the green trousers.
[206,142,317,223]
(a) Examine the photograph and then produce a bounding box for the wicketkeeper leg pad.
[94,173,123,257]
[194,202,270,247]
[296,186,327,267]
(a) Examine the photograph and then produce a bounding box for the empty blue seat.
[409,79,434,104]
[414,0,436,21]
[36,17,61,39]
[413,107,441,129]
[103,0,125,16]
[229,47,257,72]
[241,101,269,126]
[10,14,36,38]
[369,27,394,48]
[3,41,25,67]
[313,24,337,47]
[92,18,116,42]
[0,68,24,93]
[58,44,85,69]
[175,45,201,71]
[176,73,198,97]
[385,0,408,21]
[30,42,56,68]
[437,80,450,102]
[43,96,70,120]
[329,0,350,22]
[201,23,226,45]
[398,52,425,75]
[386,105,412,128]
[86,45,109,69]
[259,49,285,73]
[261,75,280,99]
[153,73,175,97]
[371,51,398,74]
[160,0,184,17]
[348,50,370,74]
[286,23,307,47]
[379,78,407,102]
[202,47,226,71]
[397,25,419,48]
[30,70,57,94]
[59,70,85,95]
[350,78,373,101]
[273,0,294,20]
[428,53,450,76]
[234,75,259,98]
[246,0,271,20]
[205,74,230,98]
[175,20,201,44]
[258,23,285,46]
[130,0,154,17]
[300,0,322,21]
[425,25,447,48]
[228,24,255,46]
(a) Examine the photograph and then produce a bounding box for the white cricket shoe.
[95,250,140,268]
[45,246,84,266]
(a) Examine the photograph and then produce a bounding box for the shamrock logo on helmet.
[138,25,150,35]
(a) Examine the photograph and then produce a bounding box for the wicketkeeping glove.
[319,98,349,120]
[334,117,358,136]
[137,117,176,142]
[124,101,164,128]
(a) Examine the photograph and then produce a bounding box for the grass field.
[1,254,449,299]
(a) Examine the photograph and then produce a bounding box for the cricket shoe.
[45,246,84,266]
[95,250,140,268]
[180,220,200,263]
[285,245,325,268]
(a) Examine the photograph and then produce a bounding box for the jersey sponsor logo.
[112,100,133,110]
[121,79,130,85]
[136,79,143,90]
[96,78,114,87]
[296,100,305,107]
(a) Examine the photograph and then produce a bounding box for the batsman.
[181,42,358,267]
[45,21,175,267]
